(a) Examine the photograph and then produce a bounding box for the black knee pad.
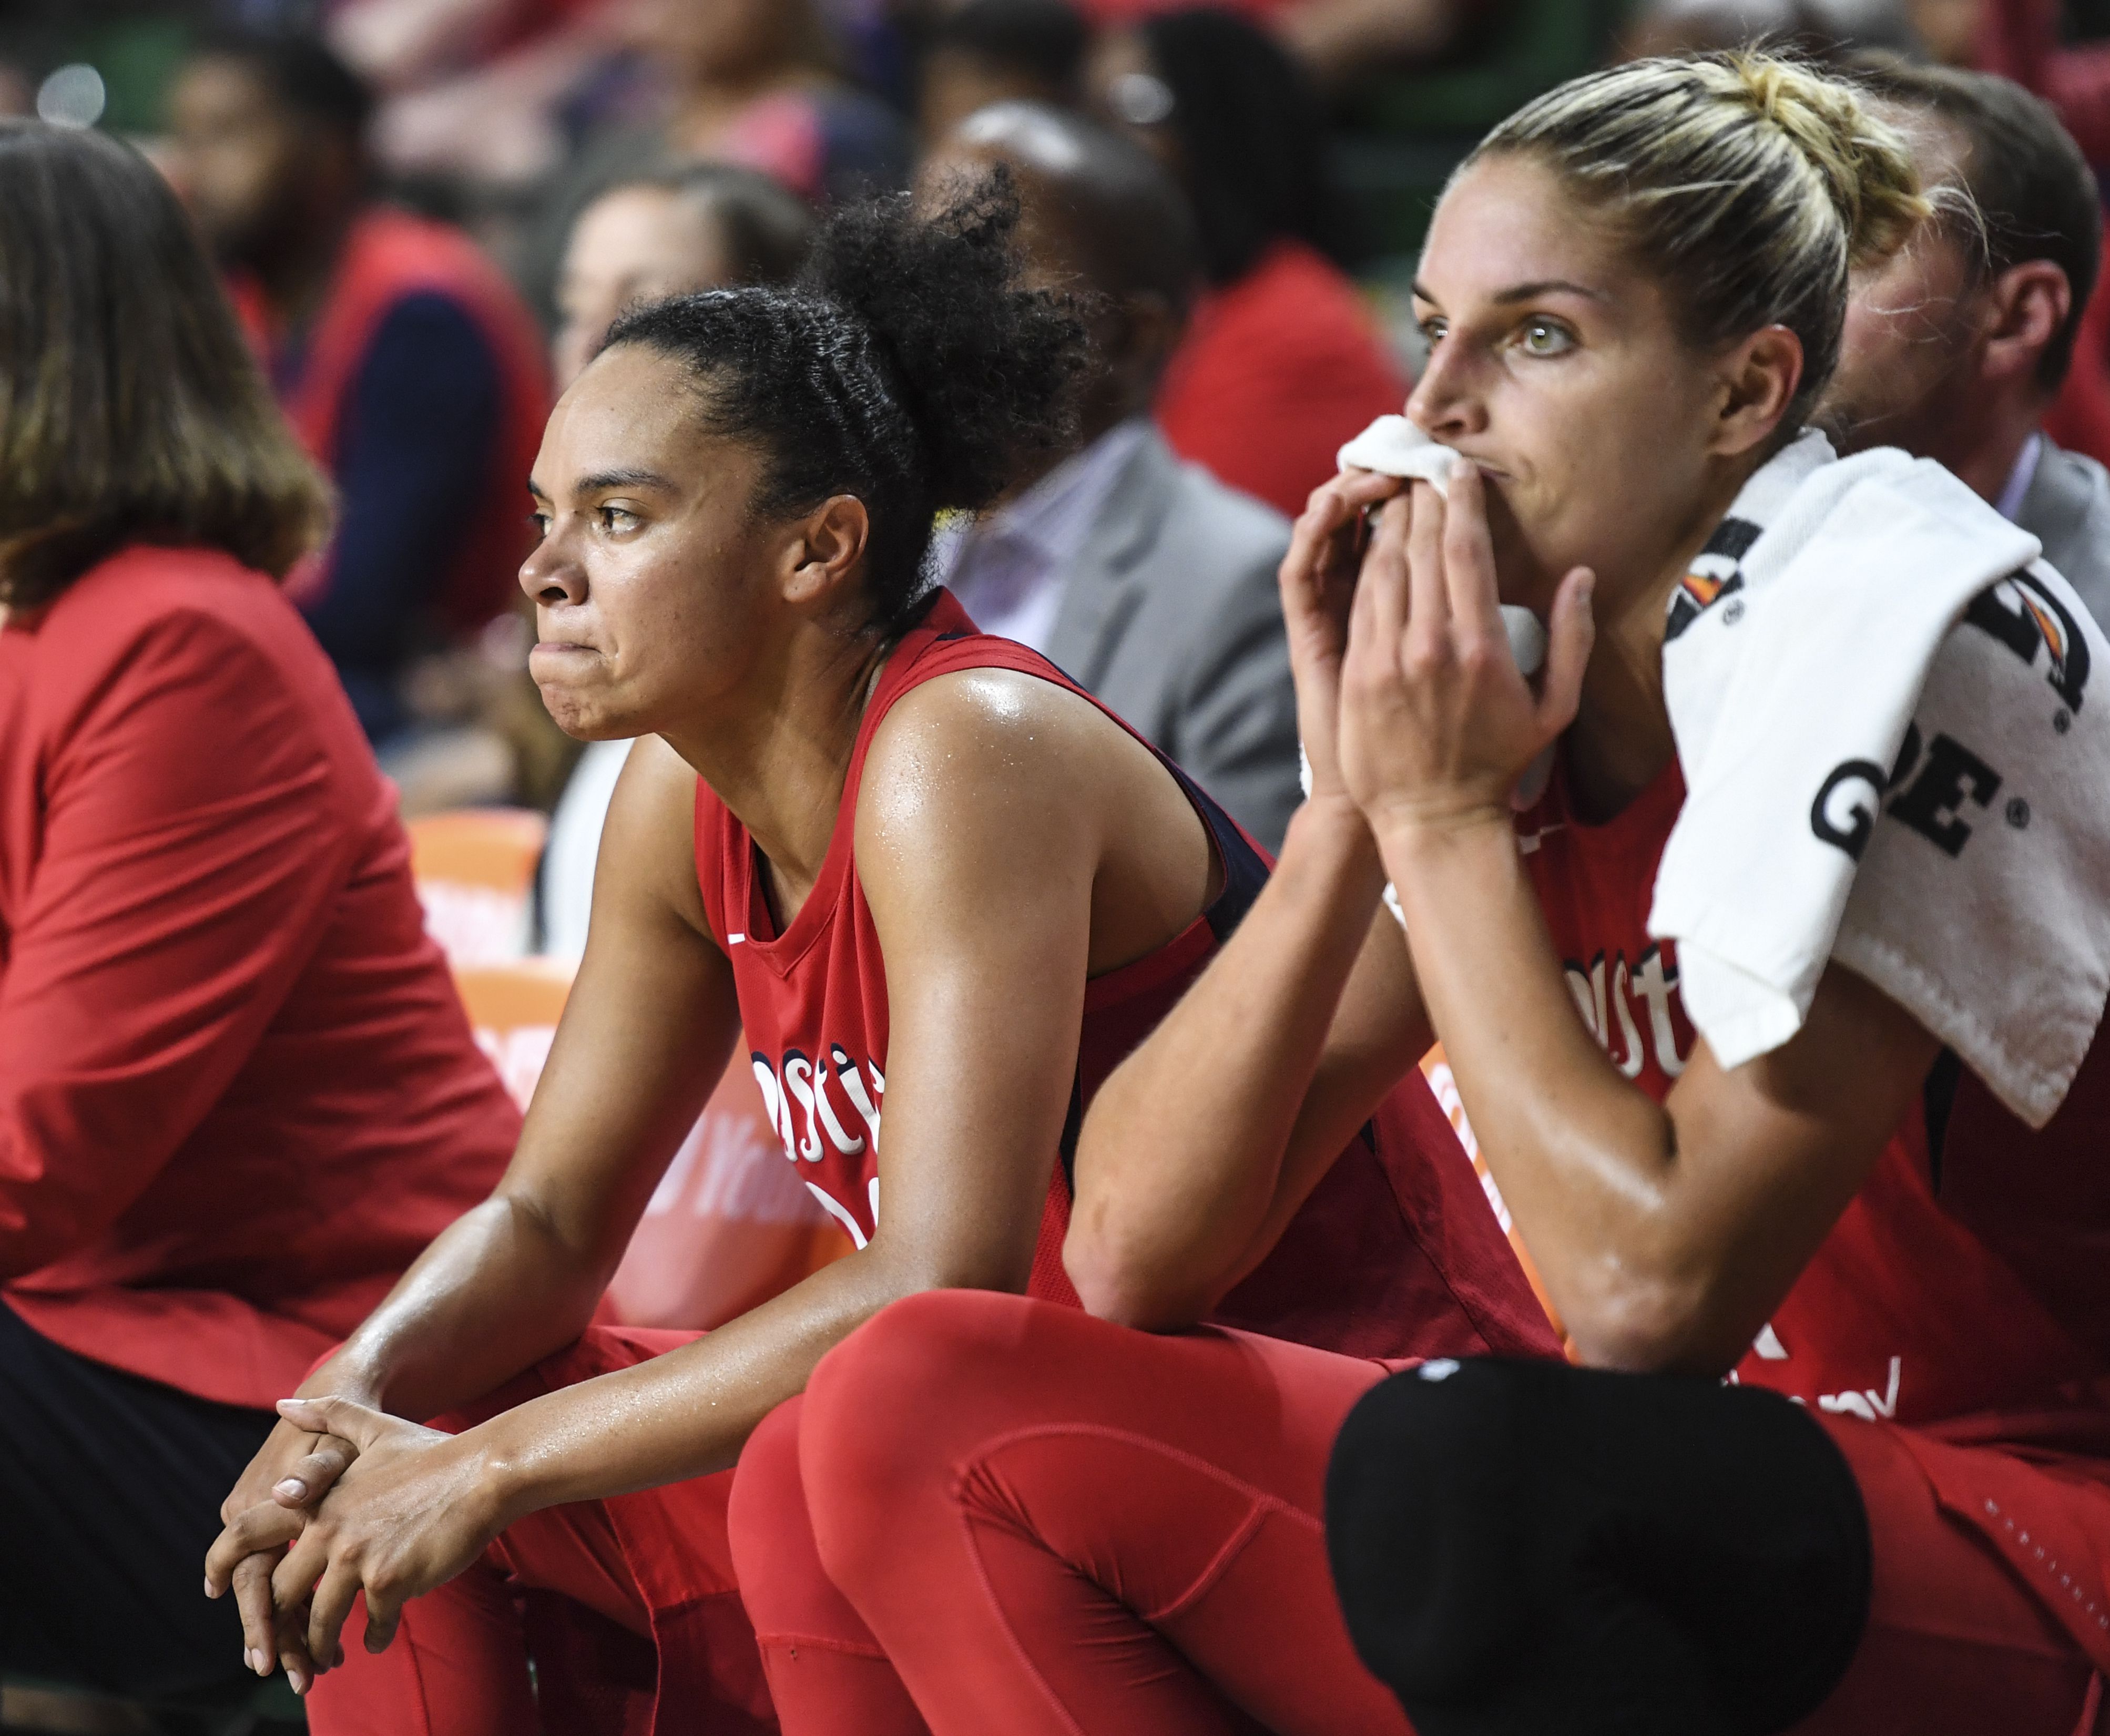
[1325,1357,1555,1700]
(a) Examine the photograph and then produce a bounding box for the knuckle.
[1457,639,1503,677]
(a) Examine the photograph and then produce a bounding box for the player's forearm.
[467,1246,913,1514]
[322,1193,613,1422]
[1065,800,1391,1326]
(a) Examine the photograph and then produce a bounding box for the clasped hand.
[1280,454,1594,842]
[205,1395,506,1691]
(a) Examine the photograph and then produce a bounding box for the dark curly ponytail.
[602,172,1085,636]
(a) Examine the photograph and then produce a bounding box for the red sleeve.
[0,609,366,1279]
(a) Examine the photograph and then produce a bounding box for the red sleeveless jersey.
[1517,758,2110,1425]
[693,590,1556,1361]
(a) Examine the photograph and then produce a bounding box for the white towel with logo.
[1647,429,2110,1126]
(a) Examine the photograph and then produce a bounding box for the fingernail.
[205,1577,217,1599]
[248,1649,266,1675]
[276,1478,307,1500]
[288,1667,307,1696]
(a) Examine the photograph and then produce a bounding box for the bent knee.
[806,1289,1040,1452]
[1325,1358,1551,1698]
[802,1291,1044,1580]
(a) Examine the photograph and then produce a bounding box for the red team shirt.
[1518,754,2110,1669]
[695,589,1556,1361]
[0,548,518,1408]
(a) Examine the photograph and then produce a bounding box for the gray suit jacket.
[2016,438,2110,630]
[1042,430,1301,851]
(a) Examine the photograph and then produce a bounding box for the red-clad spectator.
[167,30,549,749]
[1092,9,1408,519]
[0,120,517,1707]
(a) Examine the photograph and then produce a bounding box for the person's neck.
[250,203,361,335]
[1940,393,2045,507]
[659,618,892,924]
[987,400,1137,512]
[1561,462,1756,823]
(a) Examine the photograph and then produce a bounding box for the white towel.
[1648,430,2110,1126]
[1334,414,1550,750]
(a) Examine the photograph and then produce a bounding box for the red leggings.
[743,1291,2109,1736]
[729,1289,1410,1735]
[302,1327,772,1736]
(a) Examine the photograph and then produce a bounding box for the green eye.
[1419,316,1449,346]
[1518,320,1574,356]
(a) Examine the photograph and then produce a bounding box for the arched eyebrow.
[572,468,678,495]
[1413,277,1608,307]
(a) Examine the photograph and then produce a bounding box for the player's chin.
[534,682,626,742]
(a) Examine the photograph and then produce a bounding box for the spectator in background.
[1092,9,1408,520]
[915,0,1089,150]
[1054,0,1481,95]
[1821,59,2110,623]
[553,160,813,388]
[0,120,517,1707]
[1618,0,1916,57]
[621,0,910,203]
[549,167,816,461]
[519,0,908,329]
[327,0,627,190]
[924,103,1305,849]
[167,31,549,749]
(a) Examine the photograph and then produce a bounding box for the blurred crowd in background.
[4,0,2110,922]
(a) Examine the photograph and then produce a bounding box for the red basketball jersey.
[1516,758,2110,1426]
[693,590,1556,1361]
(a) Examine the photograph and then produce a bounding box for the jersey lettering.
[756,1046,886,1241]
[1563,945,1691,1080]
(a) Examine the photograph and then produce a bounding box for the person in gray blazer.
[1821,59,2110,626]
[920,102,1306,851]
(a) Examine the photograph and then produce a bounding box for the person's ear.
[782,494,871,609]
[1979,259,2071,393]
[1708,324,1805,459]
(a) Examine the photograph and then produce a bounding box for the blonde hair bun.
[1714,52,1929,268]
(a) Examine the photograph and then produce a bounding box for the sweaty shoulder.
[859,665,1133,843]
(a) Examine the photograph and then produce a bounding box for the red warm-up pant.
[738,1290,2109,1736]
[727,1290,1412,1735]
[302,1327,772,1736]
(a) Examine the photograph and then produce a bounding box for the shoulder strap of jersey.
[691,770,739,950]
